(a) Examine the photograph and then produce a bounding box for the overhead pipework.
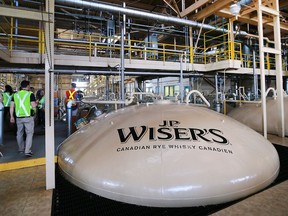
[56,0,248,36]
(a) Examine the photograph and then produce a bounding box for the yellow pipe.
[190,45,193,63]
[266,53,270,70]
[89,34,92,60]
[41,30,45,54]
[129,39,132,61]
[9,17,13,51]
[231,41,235,60]
[38,29,41,53]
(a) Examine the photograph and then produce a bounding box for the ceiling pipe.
[0,68,192,76]
[56,0,247,36]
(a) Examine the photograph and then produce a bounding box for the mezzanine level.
[0,27,287,76]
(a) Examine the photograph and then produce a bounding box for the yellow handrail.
[5,25,282,69]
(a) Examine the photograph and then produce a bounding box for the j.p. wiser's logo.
[117,120,229,145]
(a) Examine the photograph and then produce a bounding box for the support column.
[44,0,55,190]
[273,1,285,137]
[257,0,284,137]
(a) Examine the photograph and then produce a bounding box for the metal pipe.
[66,100,72,136]
[156,77,160,94]
[180,54,183,103]
[215,74,218,104]
[265,87,277,99]
[123,2,126,40]
[215,73,220,112]
[14,0,19,48]
[56,0,247,35]
[120,19,125,104]
[185,90,210,107]
[252,50,258,100]
[111,76,114,94]
[105,76,109,101]
[0,68,188,76]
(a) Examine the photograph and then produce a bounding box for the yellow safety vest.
[67,90,77,106]
[13,90,32,117]
[2,92,13,107]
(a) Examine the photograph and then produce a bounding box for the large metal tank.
[228,97,288,136]
[58,101,279,207]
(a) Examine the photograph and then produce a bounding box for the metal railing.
[0,24,259,67]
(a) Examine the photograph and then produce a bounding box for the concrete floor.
[0,165,52,216]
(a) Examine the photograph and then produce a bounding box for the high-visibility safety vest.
[2,92,13,107]
[66,90,77,106]
[38,96,45,109]
[13,90,32,117]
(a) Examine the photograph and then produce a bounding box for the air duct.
[56,0,247,36]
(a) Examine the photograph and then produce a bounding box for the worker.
[1,85,14,123]
[65,83,79,132]
[10,80,36,157]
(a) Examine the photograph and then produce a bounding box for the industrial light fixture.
[230,2,241,19]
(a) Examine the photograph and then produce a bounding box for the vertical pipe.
[182,0,185,11]
[105,76,109,100]
[89,34,92,61]
[111,76,114,96]
[9,17,13,50]
[123,2,126,40]
[180,54,184,103]
[144,47,147,60]
[14,0,18,49]
[215,73,220,112]
[38,28,41,54]
[121,23,125,104]
[184,26,188,48]
[128,18,131,61]
[229,19,234,60]
[174,37,176,50]
[66,101,72,137]
[163,44,166,63]
[189,76,193,91]
[189,27,193,64]
[157,77,160,95]
[252,50,258,100]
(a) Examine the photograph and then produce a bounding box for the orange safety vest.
[66,90,77,106]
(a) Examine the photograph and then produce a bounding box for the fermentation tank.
[58,100,279,207]
[228,96,288,136]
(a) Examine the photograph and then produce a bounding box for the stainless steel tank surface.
[228,97,288,136]
[58,102,279,207]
